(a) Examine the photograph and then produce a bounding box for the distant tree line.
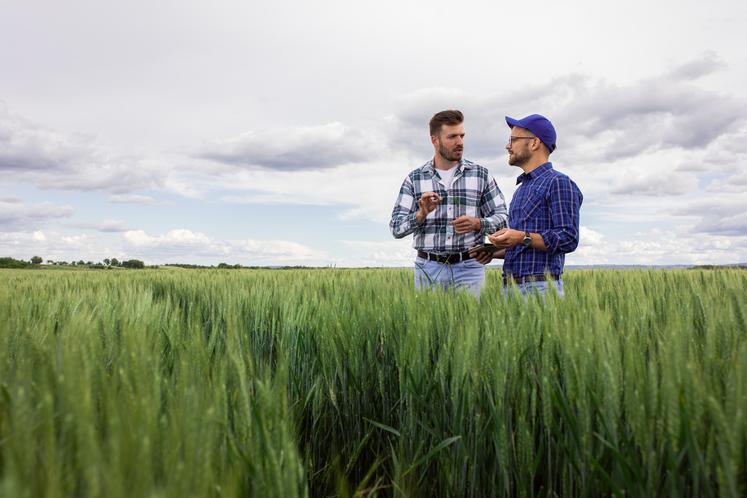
[165,263,281,269]
[0,257,31,269]
[0,256,147,269]
[689,264,747,270]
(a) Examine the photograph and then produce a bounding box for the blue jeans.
[414,257,485,298]
[504,279,564,298]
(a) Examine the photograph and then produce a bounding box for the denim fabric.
[504,279,565,298]
[413,257,485,298]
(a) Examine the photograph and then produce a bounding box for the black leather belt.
[417,250,473,264]
[503,274,561,285]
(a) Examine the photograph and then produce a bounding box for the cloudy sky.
[2,0,746,267]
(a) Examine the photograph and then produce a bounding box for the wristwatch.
[522,231,532,247]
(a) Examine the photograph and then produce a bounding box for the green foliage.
[0,257,29,269]
[121,259,145,269]
[30,256,43,265]
[0,269,745,497]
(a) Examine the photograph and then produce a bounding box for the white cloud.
[669,195,747,236]
[108,194,157,205]
[124,228,212,248]
[0,104,164,193]
[69,219,132,233]
[667,50,726,80]
[0,199,74,230]
[122,228,326,264]
[198,122,380,171]
[705,171,747,193]
[610,171,699,196]
[567,226,747,266]
[0,230,113,262]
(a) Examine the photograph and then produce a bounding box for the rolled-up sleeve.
[539,176,583,254]
[389,175,420,239]
[479,177,509,234]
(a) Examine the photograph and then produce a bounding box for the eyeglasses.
[508,136,536,145]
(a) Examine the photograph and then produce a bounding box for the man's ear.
[430,135,438,147]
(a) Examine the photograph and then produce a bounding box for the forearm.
[538,228,578,254]
[527,232,548,251]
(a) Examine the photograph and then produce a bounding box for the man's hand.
[470,248,495,265]
[488,228,525,249]
[451,215,481,234]
[468,246,507,265]
[416,192,442,223]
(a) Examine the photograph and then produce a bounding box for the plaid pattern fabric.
[503,162,583,278]
[390,158,508,254]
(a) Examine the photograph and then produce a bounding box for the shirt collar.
[423,158,471,176]
[516,161,553,185]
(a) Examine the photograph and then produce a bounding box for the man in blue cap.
[472,114,582,296]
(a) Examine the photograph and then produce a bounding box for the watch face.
[522,234,531,246]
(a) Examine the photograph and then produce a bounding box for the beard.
[508,148,530,166]
[438,143,463,162]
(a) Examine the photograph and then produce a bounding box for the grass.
[0,268,745,497]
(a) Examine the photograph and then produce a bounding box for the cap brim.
[505,116,521,128]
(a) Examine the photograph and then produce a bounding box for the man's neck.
[519,156,549,175]
[434,155,459,171]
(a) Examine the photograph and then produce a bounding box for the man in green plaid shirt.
[389,110,508,297]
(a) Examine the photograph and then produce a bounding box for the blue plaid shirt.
[390,158,508,254]
[503,162,582,278]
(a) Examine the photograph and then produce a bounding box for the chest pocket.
[519,190,546,222]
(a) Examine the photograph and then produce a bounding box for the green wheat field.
[1,268,745,497]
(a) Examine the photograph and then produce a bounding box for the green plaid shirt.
[390,158,508,254]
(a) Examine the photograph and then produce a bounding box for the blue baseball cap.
[505,114,557,153]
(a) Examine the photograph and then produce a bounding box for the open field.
[0,268,745,497]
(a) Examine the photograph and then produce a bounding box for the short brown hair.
[429,110,464,136]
